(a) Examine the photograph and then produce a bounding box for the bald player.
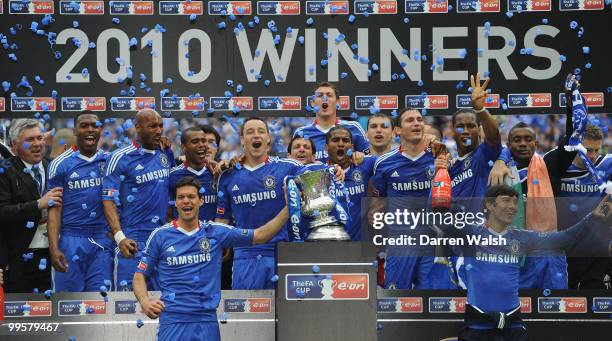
[102,109,174,290]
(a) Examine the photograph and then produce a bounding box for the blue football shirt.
[102,142,173,241]
[136,220,253,324]
[168,164,217,221]
[293,119,370,162]
[47,147,109,238]
[216,157,302,258]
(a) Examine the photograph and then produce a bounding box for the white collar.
[177,226,200,236]
[244,161,267,171]
[22,159,43,171]
[401,150,425,161]
[140,148,156,154]
[76,150,100,162]
[457,150,474,161]
[187,166,207,176]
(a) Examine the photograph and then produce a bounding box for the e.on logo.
[329,274,369,299]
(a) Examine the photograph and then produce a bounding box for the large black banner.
[0,1,610,118]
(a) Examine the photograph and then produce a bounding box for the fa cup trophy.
[294,169,351,241]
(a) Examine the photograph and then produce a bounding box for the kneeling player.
[133,176,289,341]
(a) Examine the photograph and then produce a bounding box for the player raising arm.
[133,176,288,341]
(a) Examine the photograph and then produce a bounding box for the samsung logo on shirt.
[336,184,366,197]
[451,169,473,186]
[136,169,170,184]
[475,251,519,264]
[68,177,103,190]
[561,183,600,193]
[232,190,277,205]
[166,253,211,266]
[202,195,217,204]
[315,150,329,160]
[391,181,431,191]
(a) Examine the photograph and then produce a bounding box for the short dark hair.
[200,124,221,147]
[174,176,202,199]
[394,107,420,128]
[507,122,535,141]
[451,108,480,127]
[367,113,392,129]
[584,124,603,141]
[325,125,353,145]
[240,117,268,136]
[483,185,518,216]
[314,81,339,98]
[288,136,316,154]
[181,127,204,144]
[74,110,99,127]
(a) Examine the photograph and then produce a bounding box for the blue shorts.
[232,256,276,290]
[157,321,219,341]
[115,240,159,291]
[520,256,568,289]
[385,255,440,289]
[52,235,114,292]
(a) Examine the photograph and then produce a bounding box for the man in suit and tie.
[0,119,63,293]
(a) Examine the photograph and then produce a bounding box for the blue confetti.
[543,289,551,296]
[22,252,34,261]
[582,46,590,54]
[505,11,513,18]
[464,138,472,146]
[532,179,540,185]
[559,55,566,62]
[270,274,279,283]
[488,160,494,167]
[458,48,467,59]
[26,221,35,229]
[569,21,578,30]
[312,265,320,273]
[72,254,80,262]
[136,320,144,328]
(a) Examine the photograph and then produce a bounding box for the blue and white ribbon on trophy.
[285,177,306,242]
[327,166,351,228]
[563,74,611,194]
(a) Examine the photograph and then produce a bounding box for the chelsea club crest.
[160,153,169,168]
[463,156,472,171]
[352,170,363,183]
[199,237,211,253]
[426,166,435,179]
[263,175,276,190]
[510,240,520,256]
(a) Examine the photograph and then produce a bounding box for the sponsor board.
[208,1,252,15]
[559,0,604,10]
[209,96,254,111]
[507,93,551,108]
[11,97,56,112]
[305,1,349,14]
[258,96,301,110]
[507,0,552,11]
[161,96,207,111]
[592,297,612,313]
[538,297,587,313]
[378,297,423,313]
[558,92,604,107]
[355,95,398,110]
[108,1,154,15]
[58,300,107,316]
[306,95,350,110]
[114,300,139,314]
[456,0,500,12]
[9,0,54,14]
[405,94,449,109]
[59,1,105,14]
[224,298,272,313]
[286,273,369,300]
[404,0,448,13]
[110,97,155,111]
[257,1,300,15]
[61,97,106,111]
[456,94,499,108]
[429,297,467,313]
[4,301,52,317]
[159,1,204,15]
[354,0,399,14]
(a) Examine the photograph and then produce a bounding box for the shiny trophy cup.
[294,169,351,241]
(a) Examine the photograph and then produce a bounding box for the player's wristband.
[114,230,127,244]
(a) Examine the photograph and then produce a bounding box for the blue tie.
[32,165,43,194]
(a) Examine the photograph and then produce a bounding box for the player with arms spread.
[134,176,290,341]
